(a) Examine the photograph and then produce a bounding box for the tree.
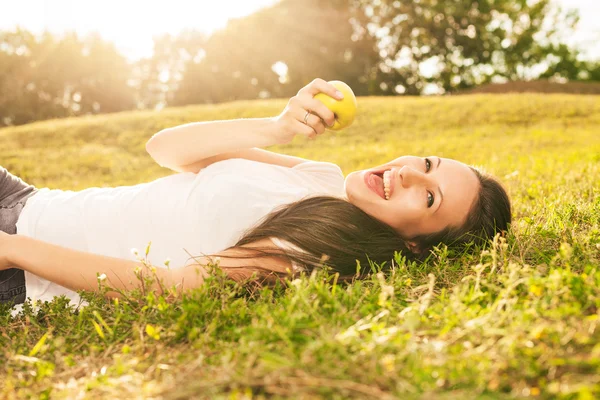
[356,0,585,94]
[0,29,135,126]
[172,0,380,105]
[130,30,209,110]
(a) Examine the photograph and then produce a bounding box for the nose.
[398,165,426,188]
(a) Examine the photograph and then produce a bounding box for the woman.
[0,79,511,308]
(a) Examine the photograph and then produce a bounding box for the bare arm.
[7,234,182,299]
[146,117,282,171]
[145,78,343,172]
[3,234,290,299]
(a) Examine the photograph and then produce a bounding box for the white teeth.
[383,170,391,200]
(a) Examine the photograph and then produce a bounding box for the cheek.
[389,193,423,221]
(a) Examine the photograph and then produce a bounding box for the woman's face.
[344,156,480,240]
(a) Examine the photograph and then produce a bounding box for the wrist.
[5,234,25,269]
[267,116,293,146]
[260,117,286,146]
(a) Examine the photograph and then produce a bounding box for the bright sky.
[0,0,280,61]
[554,0,600,60]
[0,0,598,61]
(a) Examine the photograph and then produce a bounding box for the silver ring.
[303,110,311,125]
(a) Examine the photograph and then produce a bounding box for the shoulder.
[291,161,345,196]
[291,160,343,175]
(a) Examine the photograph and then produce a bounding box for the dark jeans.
[0,166,38,305]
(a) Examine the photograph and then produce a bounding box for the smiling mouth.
[365,171,386,199]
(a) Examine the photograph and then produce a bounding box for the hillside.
[459,79,600,95]
[1,93,600,398]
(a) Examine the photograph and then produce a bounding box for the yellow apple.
[314,80,358,131]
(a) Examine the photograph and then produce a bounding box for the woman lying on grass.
[0,78,511,308]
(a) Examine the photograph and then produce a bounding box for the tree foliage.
[361,0,587,94]
[171,0,380,105]
[0,0,597,126]
[0,28,134,126]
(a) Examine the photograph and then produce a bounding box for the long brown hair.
[200,166,512,286]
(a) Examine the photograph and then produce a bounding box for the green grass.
[1,94,599,399]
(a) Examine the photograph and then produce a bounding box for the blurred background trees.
[0,28,134,126]
[171,0,379,105]
[1,0,598,127]
[361,0,596,94]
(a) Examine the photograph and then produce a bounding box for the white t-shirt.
[15,158,346,307]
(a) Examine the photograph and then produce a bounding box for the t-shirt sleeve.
[269,236,308,273]
[291,161,345,196]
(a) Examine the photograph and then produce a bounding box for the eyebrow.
[434,157,444,214]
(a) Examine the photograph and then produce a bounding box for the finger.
[293,118,317,139]
[314,122,326,135]
[292,94,334,127]
[306,97,336,127]
[298,78,343,100]
[296,95,335,127]
[297,109,326,134]
[311,114,327,135]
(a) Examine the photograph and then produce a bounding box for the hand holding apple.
[272,78,358,144]
[313,80,358,131]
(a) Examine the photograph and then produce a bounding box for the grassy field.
[1,94,599,399]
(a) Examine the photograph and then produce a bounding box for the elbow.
[145,130,162,158]
[146,130,169,167]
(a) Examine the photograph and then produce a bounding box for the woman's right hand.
[272,78,344,144]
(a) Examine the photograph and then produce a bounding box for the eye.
[425,158,432,172]
[427,191,435,208]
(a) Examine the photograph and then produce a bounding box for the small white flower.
[98,273,107,281]
[130,248,139,256]
[290,278,302,288]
